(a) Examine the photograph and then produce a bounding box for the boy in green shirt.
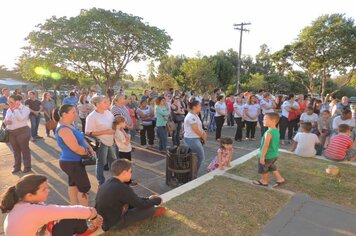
[253,112,285,188]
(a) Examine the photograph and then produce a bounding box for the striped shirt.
[324,134,353,160]
[110,105,133,127]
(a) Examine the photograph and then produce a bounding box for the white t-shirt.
[281,101,299,118]
[115,129,132,152]
[300,113,319,123]
[184,112,202,138]
[260,99,274,115]
[293,132,319,157]
[85,110,114,146]
[332,116,355,130]
[214,102,226,117]
[233,103,244,118]
[244,104,260,122]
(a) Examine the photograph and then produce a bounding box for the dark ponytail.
[0,174,47,213]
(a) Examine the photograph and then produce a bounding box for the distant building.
[0,78,35,93]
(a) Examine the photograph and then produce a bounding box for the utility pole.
[234,22,251,94]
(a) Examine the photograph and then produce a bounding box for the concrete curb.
[160,149,259,202]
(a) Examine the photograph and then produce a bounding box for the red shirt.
[226,99,234,112]
[324,134,353,160]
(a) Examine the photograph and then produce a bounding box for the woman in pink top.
[0,174,102,236]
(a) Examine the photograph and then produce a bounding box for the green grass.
[101,176,290,236]
[229,152,356,209]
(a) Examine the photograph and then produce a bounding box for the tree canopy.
[22,8,172,90]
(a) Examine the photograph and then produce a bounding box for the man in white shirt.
[332,109,355,140]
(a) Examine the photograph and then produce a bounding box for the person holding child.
[324,124,356,162]
[207,137,233,172]
[290,122,320,158]
[253,112,285,187]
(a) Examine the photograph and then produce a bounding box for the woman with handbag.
[171,96,185,146]
[55,104,94,206]
[279,94,300,145]
[41,92,56,137]
[4,95,31,174]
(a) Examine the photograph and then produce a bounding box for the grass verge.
[101,176,290,236]
[228,152,356,209]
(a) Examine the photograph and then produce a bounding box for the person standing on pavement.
[77,94,94,133]
[56,104,94,206]
[137,100,155,147]
[243,95,261,141]
[226,94,235,127]
[184,100,207,172]
[155,96,170,152]
[214,95,227,141]
[0,88,10,120]
[41,92,56,137]
[4,94,32,174]
[171,95,185,146]
[86,96,116,186]
[25,91,43,141]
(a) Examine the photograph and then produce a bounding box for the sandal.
[272,181,286,188]
[252,180,268,187]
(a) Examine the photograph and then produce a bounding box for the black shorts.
[59,161,91,193]
[119,151,132,161]
[258,158,278,174]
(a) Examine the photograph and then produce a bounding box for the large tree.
[273,14,356,95]
[22,8,172,90]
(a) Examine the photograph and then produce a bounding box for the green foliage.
[273,14,356,95]
[23,8,172,90]
[180,56,216,92]
[0,65,22,80]
[241,73,266,92]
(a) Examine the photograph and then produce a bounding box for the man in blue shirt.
[63,92,78,105]
[0,88,10,119]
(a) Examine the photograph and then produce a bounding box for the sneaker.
[154,207,167,217]
[245,137,250,140]
[22,169,33,174]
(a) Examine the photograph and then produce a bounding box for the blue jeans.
[29,114,41,138]
[172,122,182,146]
[202,106,209,124]
[96,143,117,185]
[208,111,216,131]
[184,137,205,172]
[156,126,167,150]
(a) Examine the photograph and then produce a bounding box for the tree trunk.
[321,69,327,97]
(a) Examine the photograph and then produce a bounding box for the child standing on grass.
[253,112,285,188]
[207,137,233,172]
[113,115,132,161]
[290,122,320,157]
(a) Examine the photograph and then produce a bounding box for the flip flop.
[272,181,286,188]
[252,180,268,187]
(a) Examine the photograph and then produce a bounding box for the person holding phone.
[4,94,32,174]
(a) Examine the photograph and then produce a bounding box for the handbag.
[167,119,176,133]
[81,152,97,166]
[0,122,9,143]
[45,119,58,130]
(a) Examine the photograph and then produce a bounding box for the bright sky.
[0,0,355,76]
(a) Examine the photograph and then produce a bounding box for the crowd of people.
[0,85,355,235]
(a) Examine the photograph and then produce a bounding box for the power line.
[233,22,251,94]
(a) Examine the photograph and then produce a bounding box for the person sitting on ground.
[335,96,350,116]
[0,174,102,236]
[95,159,165,232]
[324,124,356,162]
[253,112,285,188]
[332,109,355,140]
[299,106,319,134]
[290,122,320,158]
[207,137,233,172]
[318,110,331,147]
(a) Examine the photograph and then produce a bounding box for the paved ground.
[0,119,262,235]
[260,194,356,236]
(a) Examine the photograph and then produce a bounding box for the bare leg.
[78,192,89,206]
[272,170,285,183]
[68,186,79,205]
[261,173,269,185]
